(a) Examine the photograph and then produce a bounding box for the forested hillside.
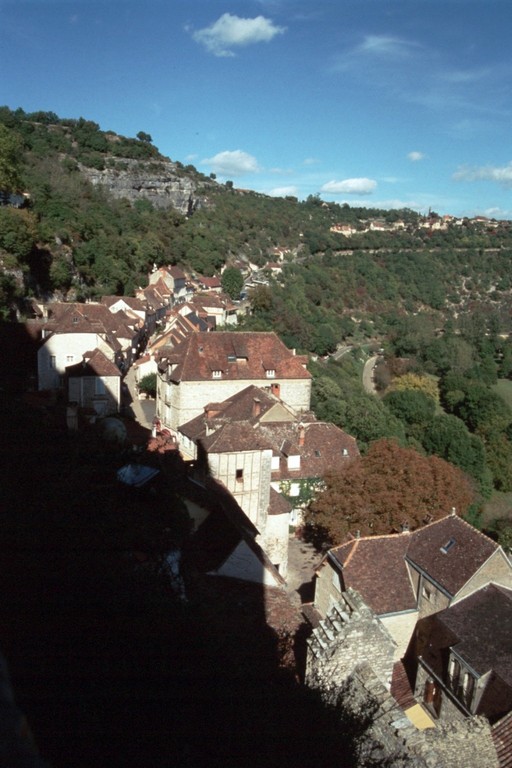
[2,106,512,540]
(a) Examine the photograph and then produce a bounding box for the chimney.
[271,382,280,398]
[298,424,305,447]
[252,398,261,418]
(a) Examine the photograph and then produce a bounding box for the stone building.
[313,513,512,659]
[177,384,358,579]
[306,589,500,767]
[156,331,311,434]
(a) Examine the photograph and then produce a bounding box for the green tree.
[138,373,157,398]
[384,389,436,430]
[422,414,487,488]
[0,208,37,261]
[0,124,24,192]
[221,266,244,299]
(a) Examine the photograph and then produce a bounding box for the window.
[236,469,244,483]
[212,370,222,379]
[95,378,106,395]
[441,537,456,554]
[66,355,74,363]
[422,583,432,601]
[448,657,461,690]
[49,355,56,369]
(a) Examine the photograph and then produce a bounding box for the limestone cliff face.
[80,158,215,215]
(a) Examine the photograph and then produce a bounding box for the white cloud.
[192,13,285,57]
[407,151,425,162]
[320,178,377,195]
[203,150,260,176]
[268,186,299,198]
[358,35,418,59]
[453,162,512,188]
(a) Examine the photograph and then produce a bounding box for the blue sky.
[1,0,512,218]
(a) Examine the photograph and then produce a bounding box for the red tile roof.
[328,534,416,615]
[159,332,311,383]
[66,349,121,378]
[406,513,499,596]
[493,710,512,768]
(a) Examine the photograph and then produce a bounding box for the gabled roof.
[101,295,146,312]
[415,584,512,723]
[42,302,133,350]
[328,534,416,615]
[325,514,506,618]
[179,384,294,440]
[66,348,121,378]
[159,332,311,383]
[406,514,499,596]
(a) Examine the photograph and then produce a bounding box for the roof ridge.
[412,512,497,548]
[342,537,359,568]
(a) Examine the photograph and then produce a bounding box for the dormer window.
[441,537,456,554]
[266,369,275,378]
[72,316,79,324]
[212,370,222,379]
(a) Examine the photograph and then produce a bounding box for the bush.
[138,373,157,398]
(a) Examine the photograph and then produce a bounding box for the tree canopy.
[305,439,475,546]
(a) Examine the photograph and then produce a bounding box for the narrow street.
[285,535,323,607]
[122,365,156,429]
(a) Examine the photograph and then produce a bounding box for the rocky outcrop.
[80,158,216,215]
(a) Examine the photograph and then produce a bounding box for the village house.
[66,348,122,417]
[178,292,239,327]
[313,513,512,660]
[148,265,188,301]
[37,302,141,391]
[177,384,358,577]
[135,284,169,334]
[155,331,312,435]
[410,583,512,726]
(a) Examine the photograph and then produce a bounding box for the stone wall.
[305,589,499,767]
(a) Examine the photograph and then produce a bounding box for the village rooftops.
[158,332,310,383]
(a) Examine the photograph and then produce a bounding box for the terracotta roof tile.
[329,534,416,615]
[493,710,512,768]
[159,332,311,383]
[66,349,121,378]
[406,514,498,595]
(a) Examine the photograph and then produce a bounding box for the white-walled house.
[156,331,311,434]
[178,384,358,579]
[36,302,143,390]
[66,349,122,416]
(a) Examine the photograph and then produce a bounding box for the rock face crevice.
[80,158,215,215]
